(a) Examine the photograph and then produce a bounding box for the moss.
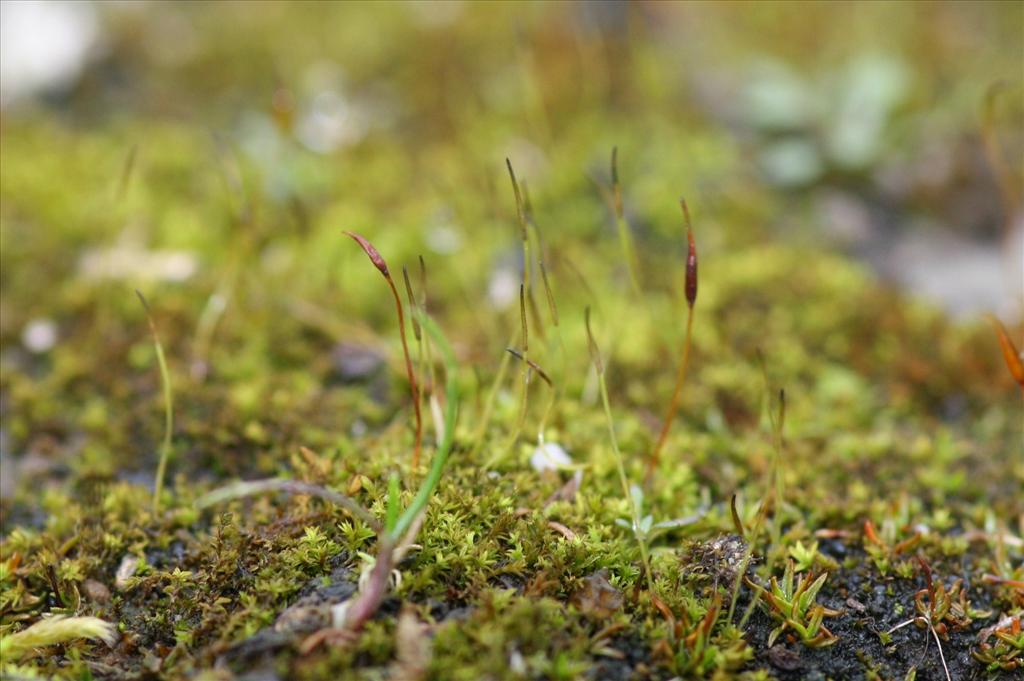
[2,3,1022,680]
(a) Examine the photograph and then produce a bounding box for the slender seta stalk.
[646,199,698,487]
[537,260,565,444]
[481,159,535,467]
[137,291,174,515]
[504,347,555,445]
[470,342,513,461]
[506,160,533,457]
[729,369,787,627]
[585,307,655,594]
[770,389,786,556]
[501,284,531,457]
[755,350,787,561]
[402,263,436,440]
[344,231,423,468]
[388,311,459,540]
[611,147,643,296]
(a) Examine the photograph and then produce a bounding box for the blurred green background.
[1,0,1021,485]
[2,1,1021,325]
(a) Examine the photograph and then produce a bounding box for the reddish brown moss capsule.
[646,200,699,487]
[987,314,1024,389]
[682,199,697,308]
[611,146,623,219]
[344,231,389,277]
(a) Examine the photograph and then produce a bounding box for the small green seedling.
[748,560,840,648]
[788,540,820,573]
[863,518,922,576]
[613,483,704,546]
[651,593,749,675]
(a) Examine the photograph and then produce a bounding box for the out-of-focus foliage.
[1,3,1021,680]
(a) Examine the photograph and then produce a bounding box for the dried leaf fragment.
[570,570,623,619]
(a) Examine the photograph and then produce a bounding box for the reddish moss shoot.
[987,314,1024,391]
[646,199,698,487]
[344,231,423,467]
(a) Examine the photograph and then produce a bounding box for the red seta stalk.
[344,231,423,467]
[646,199,698,487]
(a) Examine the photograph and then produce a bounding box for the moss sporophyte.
[646,199,698,488]
[4,119,1022,680]
[344,231,424,468]
[194,234,460,649]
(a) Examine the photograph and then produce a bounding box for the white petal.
[530,442,571,473]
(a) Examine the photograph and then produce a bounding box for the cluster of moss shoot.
[2,145,1023,681]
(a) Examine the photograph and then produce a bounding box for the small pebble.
[767,644,802,671]
[846,596,866,613]
[82,578,111,603]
